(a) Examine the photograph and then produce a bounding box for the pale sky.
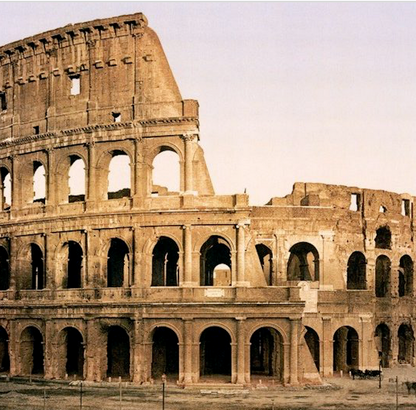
[1,2,416,205]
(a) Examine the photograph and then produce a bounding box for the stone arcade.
[0,12,413,386]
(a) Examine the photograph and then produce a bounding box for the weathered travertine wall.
[0,13,413,386]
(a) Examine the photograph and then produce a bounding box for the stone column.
[236,223,247,286]
[183,319,194,384]
[44,233,54,290]
[9,155,17,210]
[85,319,98,381]
[321,317,333,377]
[133,227,142,288]
[236,317,246,385]
[289,318,299,385]
[319,231,334,287]
[391,264,400,297]
[46,148,56,210]
[132,318,144,383]
[86,142,96,210]
[183,225,193,287]
[44,320,54,379]
[8,319,18,376]
[182,135,194,193]
[132,137,145,207]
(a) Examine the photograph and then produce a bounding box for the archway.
[31,244,44,290]
[287,242,319,281]
[108,152,130,199]
[20,326,44,375]
[0,327,9,373]
[107,239,129,287]
[375,226,391,249]
[0,167,11,210]
[151,237,179,286]
[200,236,231,286]
[68,156,86,203]
[333,326,359,372]
[0,246,10,290]
[375,255,391,297]
[250,327,283,382]
[399,256,413,297]
[33,162,46,204]
[346,252,366,290]
[151,149,180,195]
[375,324,391,368]
[107,326,130,379]
[255,244,273,285]
[65,241,83,289]
[57,327,84,379]
[151,327,179,379]
[200,327,231,381]
[304,326,320,372]
[398,324,414,364]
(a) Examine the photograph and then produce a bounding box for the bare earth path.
[2,368,416,409]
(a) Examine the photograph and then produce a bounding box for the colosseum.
[0,12,413,387]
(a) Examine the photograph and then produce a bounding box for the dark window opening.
[346,251,366,290]
[107,238,129,287]
[287,242,319,281]
[66,241,83,289]
[399,255,413,297]
[375,324,391,368]
[65,328,84,378]
[379,205,387,213]
[33,126,40,135]
[0,327,9,373]
[350,193,361,211]
[304,326,320,372]
[0,93,6,111]
[200,236,231,286]
[256,244,273,286]
[0,246,10,290]
[31,244,44,290]
[375,255,391,298]
[398,324,414,364]
[151,327,179,379]
[20,327,44,375]
[200,327,231,378]
[151,237,179,286]
[107,326,130,379]
[333,326,359,372]
[250,327,283,381]
[375,226,391,250]
[108,151,130,199]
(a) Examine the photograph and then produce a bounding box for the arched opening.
[107,238,129,287]
[0,246,10,290]
[304,326,320,372]
[0,327,9,373]
[65,241,83,289]
[255,244,273,285]
[57,327,84,379]
[33,162,46,204]
[68,156,85,203]
[399,255,413,297]
[200,236,231,286]
[20,326,44,375]
[108,152,130,199]
[346,252,366,290]
[333,326,359,372]
[250,327,283,382]
[107,326,130,379]
[375,255,391,298]
[31,244,44,290]
[375,323,391,368]
[375,226,391,249]
[0,167,11,210]
[200,327,231,381]
[287,242,319,281]
[151,237,179,286]
[398,324,414,364]
[151,327,179,379]
[151,150,180,195]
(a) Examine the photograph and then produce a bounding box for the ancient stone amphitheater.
[0,12,413,386]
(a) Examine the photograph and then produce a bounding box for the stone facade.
[0,12,413,386]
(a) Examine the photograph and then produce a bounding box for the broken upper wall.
[0,12,197,140]
[268,182,414,219]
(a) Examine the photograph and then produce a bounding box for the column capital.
[181,133,199,142]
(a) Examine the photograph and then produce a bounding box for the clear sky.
[1,2,416,205]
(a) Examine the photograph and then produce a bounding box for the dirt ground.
[1,367,416,410]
